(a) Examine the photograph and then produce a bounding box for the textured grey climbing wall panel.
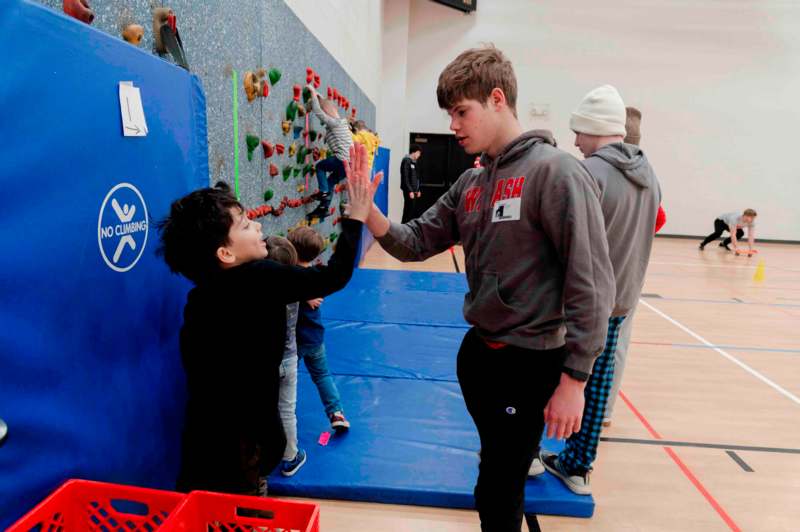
[36,0,376,243]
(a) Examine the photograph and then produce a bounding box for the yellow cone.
[753,259,765,282]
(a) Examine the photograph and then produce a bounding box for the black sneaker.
[719,242,730,250]
[540,450,592,495]
[699,243,705,250]
[306,204,330,221]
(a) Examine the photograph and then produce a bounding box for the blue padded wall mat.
[270,269,594,518]
[0,1,207,527]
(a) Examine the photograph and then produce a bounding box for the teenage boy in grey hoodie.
[538,86,661,496]
[354,46,615,532]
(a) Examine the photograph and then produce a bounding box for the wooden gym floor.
[297,237,800,531]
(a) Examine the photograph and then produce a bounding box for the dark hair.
[436,44,517,117]
[156,181,242,284]
[354,120,367,131]
[265,236,298,266]
[409,144,422,154]
[288,227,324,263]
[743,208,757,217]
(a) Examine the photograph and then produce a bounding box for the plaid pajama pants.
[558,316,626,474]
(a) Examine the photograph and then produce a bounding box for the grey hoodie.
[583,143,661,317]
[377,131,615,376]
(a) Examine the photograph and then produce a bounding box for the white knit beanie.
[569,85,627,136]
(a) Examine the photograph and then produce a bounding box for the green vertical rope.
[232,70,240,199]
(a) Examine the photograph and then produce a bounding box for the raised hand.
[343,143,381,222]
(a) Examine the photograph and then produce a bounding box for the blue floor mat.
[269,269,594,518]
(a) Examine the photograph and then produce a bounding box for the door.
[408,132,475,217]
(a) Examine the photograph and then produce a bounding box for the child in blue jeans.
[288,227,350,430]
[264,236,306,477]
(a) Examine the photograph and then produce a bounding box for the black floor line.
[726,450,754,472]
[601,436,800,455]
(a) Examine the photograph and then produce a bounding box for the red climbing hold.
[261,140,274,158]
[327,87,333,99]
[351,108,357,118]
[313,74,321,88]
[306,67,314,84]
[293,84,302,102]
[64,0,94,24]
[269,163,279,177]
[275,143,285,155]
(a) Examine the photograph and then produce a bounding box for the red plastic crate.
[161,491,320,532]
[8,479,186,531]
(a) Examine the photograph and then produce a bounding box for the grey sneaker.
[528,457,545,477]
[540,450,592,495]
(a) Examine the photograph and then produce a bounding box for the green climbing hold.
[285,101,298,121]
[263,189,274,202]
[308,130,318,142]
[303,163,313,175]
[282,166,292,181]
[296,146,307,165]
[302,87,312,103]
[246,134,260,161]
[268,67,281,86]
[330,232,339,242]
[293,167,301,177]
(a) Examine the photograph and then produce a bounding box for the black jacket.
[176,219,362,493]
[400,155,419,193]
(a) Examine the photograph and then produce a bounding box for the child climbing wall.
[35,0,377,257]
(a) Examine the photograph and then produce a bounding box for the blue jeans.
[315,156,346,194]
[298,343,342,416]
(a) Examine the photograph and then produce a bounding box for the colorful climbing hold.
[327,87,333,99]
[288,142,297,157]
[308,130,318,142]
[246,134,260,161]
[351,107,357,118]
[286,101,298,121]
[330,232,339,241]
[122,24,144,45]
[281,121,291,135]
[312,147,321,161]
[269,163,279,177]
[275,143,285,155]
[293,167,302,177]
[302,87,312,104]
[306,67,314,84]
[293,84,302,103]
[268,67,282,86]
[283,166,292,181]
[263,189,274,202]
[243,69,267,102]
[64,0,94,24]
[313,73,321,89]
[293,125,304,140]
[261,140,274,158]
[296,147,307,165]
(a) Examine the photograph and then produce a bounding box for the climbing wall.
[35,0,377,253]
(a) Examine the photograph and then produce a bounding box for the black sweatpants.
[701,219,743,247]
[401,192,417,223]
[457,328,566,532]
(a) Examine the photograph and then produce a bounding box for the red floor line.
[618,390,741,532]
